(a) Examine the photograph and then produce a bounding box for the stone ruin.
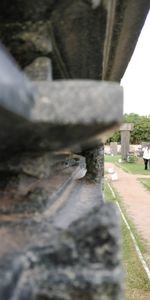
[0,1,149,300]
[110,142,118,156]
[120,123,134,160]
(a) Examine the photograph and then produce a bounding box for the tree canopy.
[106,113,150,144]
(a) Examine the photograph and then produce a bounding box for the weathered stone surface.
[120,124,134,131]
[0,1,106,77]
[0,21,52,68]
[0,1,149,80]
[0,153,80,179]
[32,81,123,124]
[0,154,85,215]
[120,123,134,160]
[0,0,55,22]
[0,80,123,159]
[0,203,123,300]
[25,57,52,80]
[82,144,104,183]
[0,2,148,300]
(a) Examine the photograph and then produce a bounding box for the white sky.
[121,11,150,116]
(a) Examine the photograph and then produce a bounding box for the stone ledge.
[0,80,123,157]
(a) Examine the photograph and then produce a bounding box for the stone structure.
[0,1,149,81]
[82,144,104,183]
[0,45,124,300]
[120,123,134,160]
[110,142,118,155]
[0,1,149,300]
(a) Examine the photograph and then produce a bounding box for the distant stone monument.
[120,123,134,160]
[110,142,118,155]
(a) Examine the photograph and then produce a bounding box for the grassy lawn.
[138,178,150,192]
[105,154,150,175]
[104,154,121,164]
[104,181,150,300]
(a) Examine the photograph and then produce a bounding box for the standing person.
[142,145,150,170]
[148,145,150,169]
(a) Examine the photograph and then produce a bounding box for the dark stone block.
[0,204,124,300]
[82,144,104,183]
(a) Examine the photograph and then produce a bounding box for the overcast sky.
[121,11,150,116]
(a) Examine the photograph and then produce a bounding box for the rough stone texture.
[82,144,104,184]
[32,81,123,124]
[0,1,106,78]
[25,57,52,81]
[121,131,130,160]
[0,74,123,298]
[120,124,134,132]
[0,79,123,160]
[0,1,149,81]
[0,154,85,215]
[0,203,123,300]
[0,1,149,300]
[0,21,52,68]
[120,124,134,160]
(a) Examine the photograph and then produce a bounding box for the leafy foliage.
[127,153,138,163]
[106,113,150,144]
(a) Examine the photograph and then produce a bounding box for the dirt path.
[105,162,150,248]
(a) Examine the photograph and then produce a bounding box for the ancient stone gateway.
[0,1,149,300]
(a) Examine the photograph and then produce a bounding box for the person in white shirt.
[142,145,150,170]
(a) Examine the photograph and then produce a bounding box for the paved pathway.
[105,162,150,248]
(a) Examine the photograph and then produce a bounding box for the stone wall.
[0,1,149,299]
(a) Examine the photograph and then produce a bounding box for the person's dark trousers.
[143,158,148,170]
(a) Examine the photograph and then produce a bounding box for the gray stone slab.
[31,81,123,124]
[0,80,123,158]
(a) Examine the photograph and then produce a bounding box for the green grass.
[138,178,150,192]
[104,154,121,163]
[123,224,150,300]
[104,181,114,201]
[119,162,150,175]
[104,181,147,253]
[104,181,150,300]
[105,155,150,175]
